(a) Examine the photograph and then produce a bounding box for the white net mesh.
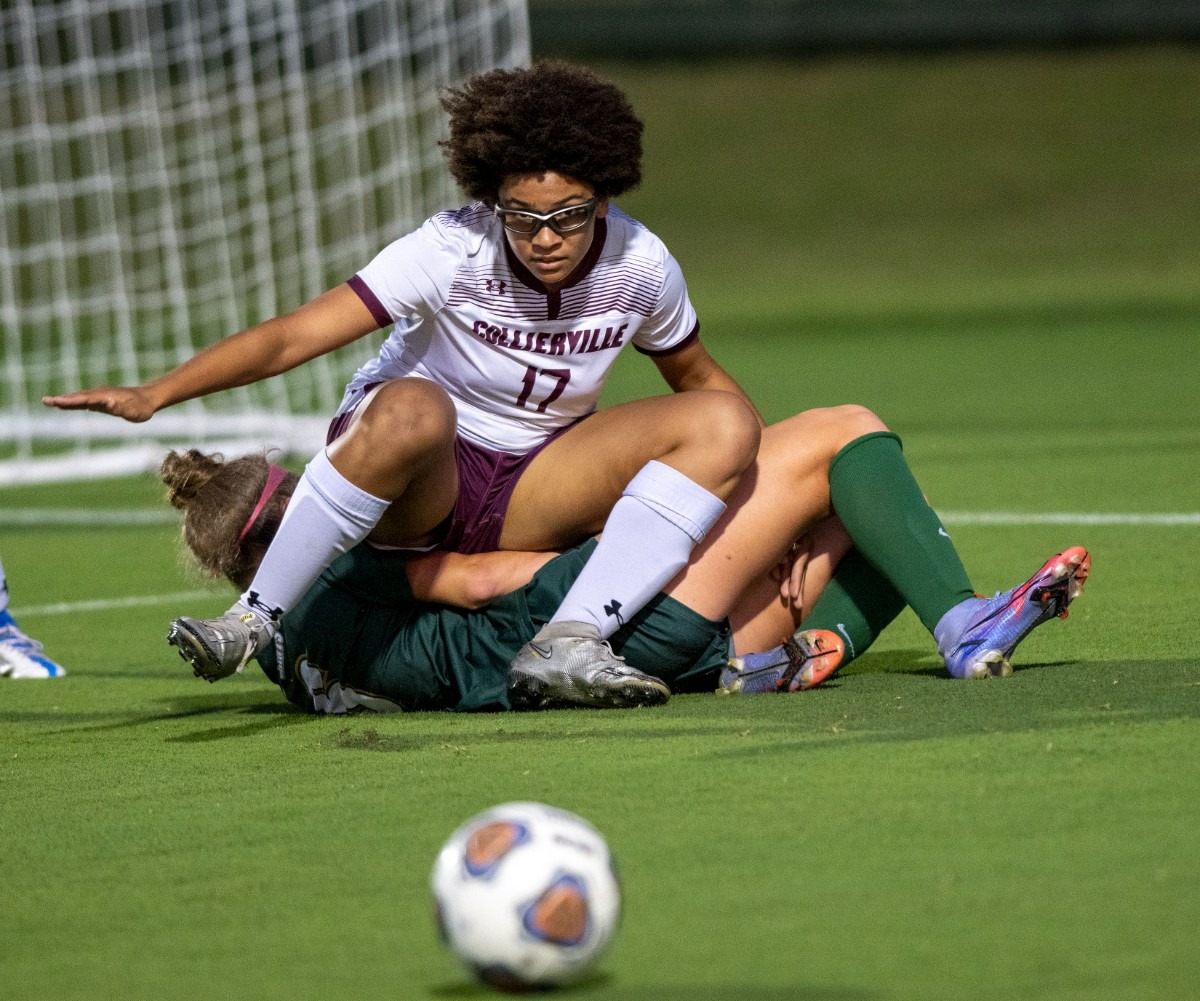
[0,0,529,484]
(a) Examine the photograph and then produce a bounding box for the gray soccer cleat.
[508,621,671,710]
[167,606,274,683]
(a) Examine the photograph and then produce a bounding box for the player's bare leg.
[716,517,855,694]
[170,378,462,680]
[506,390,761,708]
[697,415,1091,686]
[325,379,462,546]
[726,515,854,654]
[653,405,884,694]
[501,390,761,549]
[666,405,885,622]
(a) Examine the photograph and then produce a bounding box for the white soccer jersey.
[344,203,699,452]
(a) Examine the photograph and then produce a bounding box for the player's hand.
[42,385,158,423]
[772,540,811,604]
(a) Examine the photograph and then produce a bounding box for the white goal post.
[0,0,529,485]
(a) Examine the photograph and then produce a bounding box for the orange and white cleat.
[717,629,845,695]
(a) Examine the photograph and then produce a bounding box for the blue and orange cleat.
[935,546,1091,679]
[0,609,67,679]
[717,628,845,695]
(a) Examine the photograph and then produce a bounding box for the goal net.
[0,0,529,485]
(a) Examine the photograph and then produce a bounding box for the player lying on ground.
[161,407,1089,711]
[44,62,765,710]
[0,553,67,679]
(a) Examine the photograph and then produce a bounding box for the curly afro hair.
[439,61,643,205]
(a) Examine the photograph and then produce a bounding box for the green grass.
[2,517,1198,1001]
[606,47,1200,320]
[3,46,1200,1001]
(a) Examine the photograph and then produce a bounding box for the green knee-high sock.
[828,431,975,634]
[798,548,907,666]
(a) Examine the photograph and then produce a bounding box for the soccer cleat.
[936,546,1091,679]
[168,605,275,683]
[717,628,844,695]
[0,609,67,679]
[508,621,671,710]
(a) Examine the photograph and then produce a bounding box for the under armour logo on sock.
[245,590,283,622]
[603,599,625,627]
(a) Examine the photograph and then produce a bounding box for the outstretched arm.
[42,284,381,422]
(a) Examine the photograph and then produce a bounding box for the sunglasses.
[494,198,597,236]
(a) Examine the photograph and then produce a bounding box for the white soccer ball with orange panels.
[431,802,621,991]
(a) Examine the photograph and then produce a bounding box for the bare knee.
[791,404,887,456]
[827,404,888,444]
[356,379,456,455]
[761,404,888,487]
[335,379,457,485]
[692,390,762,477]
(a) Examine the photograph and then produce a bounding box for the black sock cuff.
[830,430,903,473]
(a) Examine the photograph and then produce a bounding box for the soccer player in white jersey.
[43,62,763,707]
[0,554,67,679]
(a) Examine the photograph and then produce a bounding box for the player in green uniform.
[161,443,832,713]
[160,403,1089,713]
[257,539,731,714]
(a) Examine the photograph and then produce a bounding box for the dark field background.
[2,46,1198,1001]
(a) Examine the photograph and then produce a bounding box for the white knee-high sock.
[236,450,390,619]
[547,460,727,639]
[0,554,9,613]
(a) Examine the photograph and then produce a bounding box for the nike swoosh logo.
[529,641,553,659]
[938,527,951,538]
[836,624,856,659]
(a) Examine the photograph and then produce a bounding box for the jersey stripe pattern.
[344,204,699,453]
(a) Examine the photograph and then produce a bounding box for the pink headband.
[237,464,289,545]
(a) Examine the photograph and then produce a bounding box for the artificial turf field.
[2,46,1199,1001]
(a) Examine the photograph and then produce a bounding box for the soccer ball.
[431,801,621,991]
